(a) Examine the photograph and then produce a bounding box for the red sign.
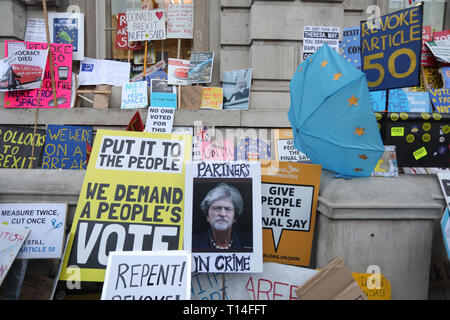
[116,13,142,50]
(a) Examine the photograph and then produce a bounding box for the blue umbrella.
[288,44,384,177]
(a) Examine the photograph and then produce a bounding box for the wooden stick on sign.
[42,0,59,109]
[143,41,148,82]
[177,39,181,110]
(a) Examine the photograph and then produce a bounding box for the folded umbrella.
[288,44,384,177]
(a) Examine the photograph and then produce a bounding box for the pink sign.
[4,41,73,108]
[116,13,142,50]
[201,140,235,161]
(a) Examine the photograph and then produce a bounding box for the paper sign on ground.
[0,126,46,169]
[199,87,223,110]
[168,58,190,86]
[79,58,130,87]
[48,13,84,61]
[261,160,321,267]
[126,9,166,42]
[303,25,340,61]
[223,69,252,110]
[121,81,148,109]
[42,125,93,170]
[0,203,67,259]
[101,251,191,300]
[167,4,194,39]
[24,18,47,43]
[0,225,29,286]
[58,130,192,282]
[274,129,311,162]
[145,107,175,134]
[184,161,263,273]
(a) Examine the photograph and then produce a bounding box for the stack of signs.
[223,69,252,110]
[167,4,194,39]
[0,225,30,286]
[199,87,223,110]
[188,52,214,84]
[5,41,72,108]
[273,129,310,162]
[121,81,148,109]
[184,161,263,273]
[42,125,93,170]
[201,140,235,161]
[260,160,321,267]
[340,26,361,70]
[303,26,340,61]
[361,5,423,91]
[58,130,192,282]
[101,251,191,300]
[116,13,142,51]
[0,203,67,259]
[0,126,46,169]
[126,9,166,42]
[48,13,84,61]
[0,45,47,92]
[79,58,130,87]
[168,58,190,86]
[429,89,450,114]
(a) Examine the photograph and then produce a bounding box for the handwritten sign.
[361,5,423,91]
[0,225,29,286]
[121,81,148,109]
[116,13,142,50]
[101,251,191,300]
[126,10,166,42]
[201,140,235,161]
[145,107,175,134]
[0,126,46,169]
[4,41,73,108]
[42,125,93,170]
[167,4,194,39]
[199,87,223,110]
[0,203,67,259]
[429,88,450,113]
[184,161,263,273]
[24,18,47,43]
[58,130,192,282]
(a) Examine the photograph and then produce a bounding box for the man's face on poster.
[207,197,235,232]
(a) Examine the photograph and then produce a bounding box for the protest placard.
[121,81,148,109]
[4,41,73,108]
[24,18,47,43]
[79,58,130,87]
[361,5,423,91]
[0,203,67,259]
[441,208,450,260]
[115,13,142,51]
[260,160,321,267]
[145,107,175,134]
[303,26,340,61]
[48,12,84,61]
[126,9,166,42]
[235,138,271,161]
[429,88,450,113]
[188,52,214,84]
[191,272,230,300]
[199,87,223,110]
[150,79,177,108]
[425,41,450,64]
[167,4,194,39]
[201,140,235,161]
[168,58,190,86]
[42,125,93,170]
[0,126,46,169]
[223,69,252,110]
[180,86,202,110]
[0,225,29,286]
[58,130,192,282]
[273,129,311,162]
[340,26,361,70]
[421,26,436,67]
[184,161,263,273]
[101,251,191,300]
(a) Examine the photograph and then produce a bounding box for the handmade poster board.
[360,5,423,91]
[260,160,321,267]
[24,18,47,43]
[126,9,166,42]
[201,140,235,161]
[58,130,192,282]
[121,81,148,109]
[48,12,84,61]
[101,251,191,300]
[42,125,93,170]
[199,87,223,110]
[0,225,29,286]
[273,129,310,162]
[166,4,194,39]
[115,13,142,51]
[0,203,67,259]
[184,161,263,273]
[145,107,175,134]
[0,126,46,169]
[429,89,450,114]
[191,272,230,300]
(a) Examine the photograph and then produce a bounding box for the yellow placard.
[59,130,192,282]
[352,272,391,300]
[199,87,223,110]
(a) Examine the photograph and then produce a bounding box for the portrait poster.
[58,130,192,282]
[48,12,84,61]
[223,69,252,110]
[184,161,263,273]
[260,160,321,267]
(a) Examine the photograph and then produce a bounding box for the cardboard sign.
[0,225,29,286]
[48,13,84,61]
[261,160,321,267]
[167,4,194,39]
[115,13,142,50]
[201,140,235,161]
[0,126,46,169]
[168,58,190,86]
[188,52,214,84]
[4,41,73,108]
[121,81,148,109]
[0,203,67,259]
[184,161,263,273]
[58,130,192,282]
[340,26,361,70]
[361,5,423,91]
[101,251,191,300]
[150,79,176,108]
[145,107,175,134]
[180,86,202,110]
[24,18,47,43]
[42,125,93,170]
[273,129,310,162]
[223,69,252,110]
[303,26,340,61]
[79,58,131,87]
[199,87,223,110]
[429,89,450,114]
[126,10,166,42]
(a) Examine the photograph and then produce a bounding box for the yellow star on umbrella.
[333,72,343,80]
[354,127,366,136]
[348,95,359,106]
[321,60,328,68]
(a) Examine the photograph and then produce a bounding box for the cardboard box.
[295,257,368,300]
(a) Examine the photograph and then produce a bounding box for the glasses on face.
[210,205,234,214]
